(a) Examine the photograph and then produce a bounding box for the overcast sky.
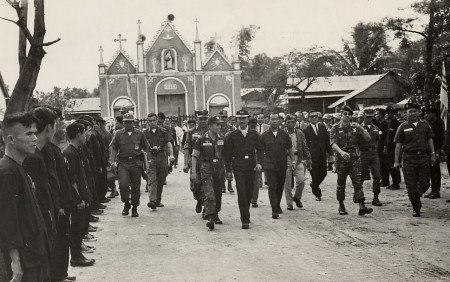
[0,0,418,93]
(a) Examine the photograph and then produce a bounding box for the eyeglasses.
[342,112,352,116]
[309,115,318,118]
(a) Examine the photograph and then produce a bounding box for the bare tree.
[0,0,60,115]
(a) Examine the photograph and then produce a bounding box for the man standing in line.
[386,106,401,190]
[330,106,373,216]
[360,109,383,206]
[394,103,435,217]
[0,112,50,281]
[224,109,263,229]
[283,114,311,210]
[423,106,444,199]
[144,113,174,210]
[303,111,332,201]
[109,113,150,217]
[191,116,225,230]
[260,113,295,219]
[183,110,208,215]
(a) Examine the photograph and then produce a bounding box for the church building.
[98,15,242,118]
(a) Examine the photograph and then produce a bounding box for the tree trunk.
[423,0,436,102]
[5,0,46,116]
[18,0,28,71]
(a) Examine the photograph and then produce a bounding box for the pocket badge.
[217,140,224,146]
[135,144,140,150]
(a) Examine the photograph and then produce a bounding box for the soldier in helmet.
[330,106,373,216]
[394,103,436,217]
[183,110,209,217]
[109,113,150,217]
[191,116,226,230]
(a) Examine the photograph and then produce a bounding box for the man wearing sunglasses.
[330,106,373,216]
[304,111,332,201]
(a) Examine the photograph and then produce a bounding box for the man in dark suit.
[304,111,332,201]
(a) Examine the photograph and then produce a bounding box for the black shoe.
[122,203,131,216]
[147,202,157,210]
[91,210,103,216]
[206,217,215,230]
[195,200,202,213]
[97,204,107,210]
[390,184,400,190]
[157,203,165,207]
[277,207,283,214]
[108,190,119,198]
[100,198,111,203]
[359,207,373,216]
[372,198,383,206]
[65,276,77,281]
[222,187,226,193]
[380,182,390,187]
[70,257,95,267]
[87,225,97,233]
[338,205,348,215]
[272,212,279,219]
[428,193,441,199]
[315,196,321,201]
[413,209,421,217]
[287,205,293,210]
[446,199,450,203]
[293,197,303,208]
[214,214,223,224]
[131,207,139,217]
[228,184,234,193]
[242,223,250,229]
[252,203,258,208]
[89,216,99,222]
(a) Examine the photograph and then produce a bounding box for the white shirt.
[312,123,319,135]
[239,127,248,137]
[272,130,278,137]
[413,122,418,127]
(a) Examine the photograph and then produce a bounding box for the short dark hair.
[66,122,85,140]
[157,112,165,119]
[33,107,58,133]
[147,113,157,119]
[33,104,64,120]
[116,116,123,123]
[2,112,38,137]
[76,119,93,129]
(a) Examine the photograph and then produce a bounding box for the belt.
[232,155,255,159]
[203,159,223,162]
[360,147,376,152]
[404,150,428,155]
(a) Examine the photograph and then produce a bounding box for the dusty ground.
[64,162,450,282]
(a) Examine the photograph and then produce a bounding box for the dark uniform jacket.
[387,118,400,147]
[110,128,149,160]
[427,118,444,153]
[375,119,388,149]
[63,144,90,204]
[260,128,292,171]
[394,120,434,153]
[193,132,225,161]
[42,143,61,214]
[223,128,263,172]
[183,126,208,154]
[360,123,380,150]
[47,142,73,209]
[0,156,49,268]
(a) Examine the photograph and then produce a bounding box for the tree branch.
[0,16,17,24]
[39,38,61,46]
[390,24,428,39]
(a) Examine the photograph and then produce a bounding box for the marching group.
[0,100,447,281]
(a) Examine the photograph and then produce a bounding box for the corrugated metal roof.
[66,97,101,113]
[290,73,386,93]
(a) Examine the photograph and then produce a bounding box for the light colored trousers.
[284,156,306,205]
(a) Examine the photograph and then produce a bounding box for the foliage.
[234,25,260,68]
[204,40,224,57]
[34,86,99,113]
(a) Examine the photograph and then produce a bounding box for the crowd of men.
[0,100,447,280]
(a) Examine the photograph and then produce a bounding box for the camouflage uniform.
[193,131,225,218]
[184,126,208,200]
[330,122,367,203]
[360,122,381,197]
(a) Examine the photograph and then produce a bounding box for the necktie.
[314,125,318,135]
[259,124,262,133]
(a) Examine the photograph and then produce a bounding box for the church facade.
[98,16,242,119]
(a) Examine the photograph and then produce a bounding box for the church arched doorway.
[111,96,136,117]
[155,78,187,116]
[207,93,231,116]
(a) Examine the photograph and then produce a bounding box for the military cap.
[423,105,438,113]
[157,112,166,119]
[279,112,286,119]
[249,117,257,124]
[285,114,295,121]
[385,106,397,114]
[341,105,354,115]
[323,114,331,120]
[404,103,421,110]
[235,109,250,117]
[218,110,228,117]
[123,113,135,121]
[195,110,208,117]
[364,108,375,117]
[207,116,221,125]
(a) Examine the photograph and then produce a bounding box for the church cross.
[99,45,104,64]
[114,34,127,50]
[210,32,221,43]
[137,20,142,36]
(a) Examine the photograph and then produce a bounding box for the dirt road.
[70,164,450,282]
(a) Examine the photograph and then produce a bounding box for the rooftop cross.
[99,45,104,65]
[114,34,127,50]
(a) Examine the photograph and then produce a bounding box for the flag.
[440,61,448,130]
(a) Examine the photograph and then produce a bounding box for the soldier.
[423,106,444,199]
[191,116,225,230]
[330,105,373,216]
[360,109,383,206]
[109,113,150,218]
[394,102,435,217]
[183,110,208,216]
[218,110,235,193]
[386,106,401,189]
[144,113,174,210]
[224,109,263,229]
